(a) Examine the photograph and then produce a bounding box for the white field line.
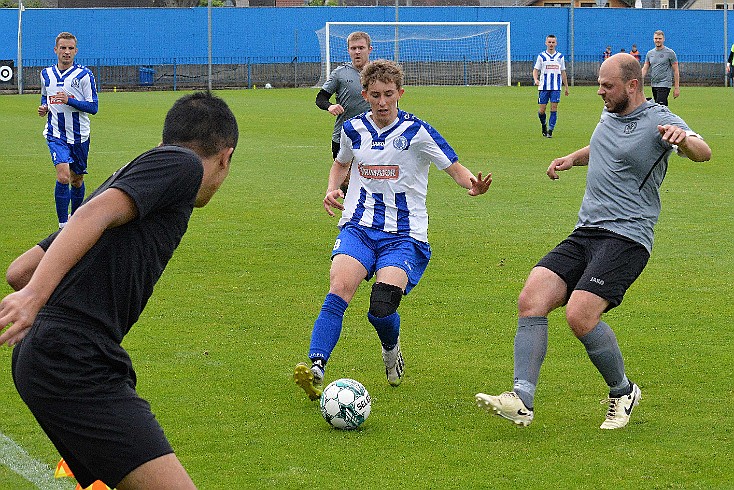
[0,432,70,489]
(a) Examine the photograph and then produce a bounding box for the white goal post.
[316,21,511,87]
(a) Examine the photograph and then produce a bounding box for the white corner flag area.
[0,432,69,489]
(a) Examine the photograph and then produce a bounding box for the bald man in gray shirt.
[477,53,710,430]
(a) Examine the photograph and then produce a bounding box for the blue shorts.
[331,223,431,294]
[538,90,561,105]
[47,136,90,175]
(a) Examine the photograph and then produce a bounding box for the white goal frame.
[320,21,511,87]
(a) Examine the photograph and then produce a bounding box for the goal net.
[315,22,511,87]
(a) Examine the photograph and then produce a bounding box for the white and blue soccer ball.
[319,378,371,430]
[264,82,273,89]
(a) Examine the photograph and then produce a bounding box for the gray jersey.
[576,100,693,253]
[644,47,678,87]
[322,63,370,143]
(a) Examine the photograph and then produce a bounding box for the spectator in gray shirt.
[642,30,680,105]
[476,53,710,431]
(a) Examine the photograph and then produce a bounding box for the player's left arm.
[65,71,99,114]
[0,188,136,346]
[672,61,680,98]
[444,161,492,196]
[658,125,711,162]
[562,70,569,96]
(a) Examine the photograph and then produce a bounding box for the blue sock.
[308,293,349,363]
[70,182,85,215]
[538,112,547,126]
[549,111,557,130]
[54,181,70,224]
[368,312,400,350]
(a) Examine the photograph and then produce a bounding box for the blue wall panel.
[1,6,731,65]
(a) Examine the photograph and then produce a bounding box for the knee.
[56,174,70,185]
[70,174,84,188]
[565,302,600,338]
[517,286,553,318]
[369,282,403,318]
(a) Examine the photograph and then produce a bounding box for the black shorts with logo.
[536,227,650,311]
[11,309,173,488]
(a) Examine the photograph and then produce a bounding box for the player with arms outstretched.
[476,54,711,430]
[295,59,492,401]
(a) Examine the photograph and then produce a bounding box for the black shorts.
[536,228,650,311]
[651,86,671,106]
[11,311,173,488]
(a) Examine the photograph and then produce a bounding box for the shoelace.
[600,398,619,418]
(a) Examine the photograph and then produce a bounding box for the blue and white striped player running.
[476,53,711,430]
[295,59,492,401]
[38,32,98,229]
[533,34,569,139]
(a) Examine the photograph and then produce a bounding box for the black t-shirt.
[38,146,203,344]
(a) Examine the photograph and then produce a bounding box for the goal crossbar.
[319,21,511,87]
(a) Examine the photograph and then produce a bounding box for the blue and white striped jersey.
[336,109,458,243]
[40,64,98,144]
[534,51,566,91]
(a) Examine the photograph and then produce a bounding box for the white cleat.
[476,391,534,427]
[600,383,641,429]
[381,340,404,387]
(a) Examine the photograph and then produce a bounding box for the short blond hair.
[361,59,403,91]
[55,32,77,47]
[347,31,371,48]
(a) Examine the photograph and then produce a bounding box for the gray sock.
[512,316,548,409]
[579,321,630,397]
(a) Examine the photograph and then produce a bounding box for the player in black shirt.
[1,91,238,490]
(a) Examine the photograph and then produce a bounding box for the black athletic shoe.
[541,124,548,137]
[546,129,553,138]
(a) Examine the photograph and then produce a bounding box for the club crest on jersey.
[358,162,399,180]
[624,122,637,134]
[393,135,408,151]
[71,78,80,89]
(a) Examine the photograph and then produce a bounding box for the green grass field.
[0,85,731,489]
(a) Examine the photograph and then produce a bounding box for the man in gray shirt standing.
[476,53,710,430]
[642,30,680,105]
[315,31,372,192]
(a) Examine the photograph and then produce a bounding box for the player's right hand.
[547,156,573,180]
[38,104,49,116]
[0,289,42,347]
[323,189,345,216]
[328,104,345,116]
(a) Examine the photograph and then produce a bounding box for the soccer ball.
[319,378,371,430]
[264,83,273,89]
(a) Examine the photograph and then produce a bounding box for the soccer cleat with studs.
[381,340,404,387]
[600,383,641,429]
[546,129,553,138]
[475,391,534,427]
[293,361,324,401]
[541,124,548,137]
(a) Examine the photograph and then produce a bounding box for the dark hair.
[162,91,239,157]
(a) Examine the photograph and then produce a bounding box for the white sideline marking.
[0,432,69,489]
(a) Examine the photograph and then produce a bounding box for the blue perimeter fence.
[9,54,726,92]
[1,6,731,91]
